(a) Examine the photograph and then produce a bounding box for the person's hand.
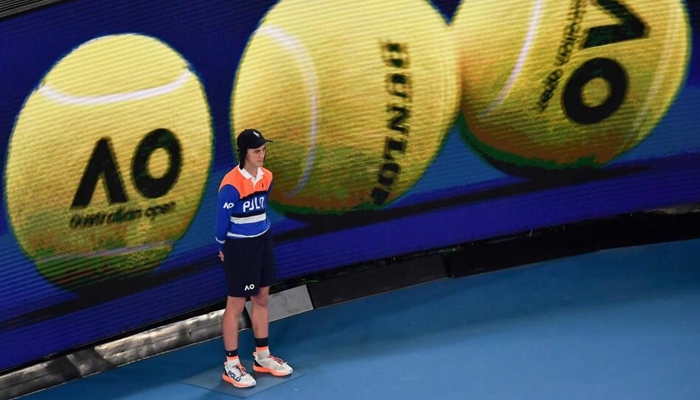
[218,251,224,262]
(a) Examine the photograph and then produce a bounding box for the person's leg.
[251,286,293,376]
[221,294,256,388]
[251,287,272,360]
[252,232,274,346]
[221,239,257,388]
[250,287,270,341]
[250,231,291,376]
[221,295,257,387]
[222,295,247,353]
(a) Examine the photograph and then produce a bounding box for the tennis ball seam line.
[39,70,192,105]
[259,25,319,198]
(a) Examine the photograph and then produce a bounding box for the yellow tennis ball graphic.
[232,0,460,214]
[4,34,213,290]
[454,0,690,175]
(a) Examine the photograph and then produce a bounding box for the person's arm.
[215,184,240,258]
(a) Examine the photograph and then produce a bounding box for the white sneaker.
[253,352,294,377]
[222,361,256,388]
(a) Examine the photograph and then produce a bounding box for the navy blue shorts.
[222,230,277,297]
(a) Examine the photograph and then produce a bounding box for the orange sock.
[256,346,270,358]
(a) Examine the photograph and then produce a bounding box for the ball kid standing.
[215,128,293,388]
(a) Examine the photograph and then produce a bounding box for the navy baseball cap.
[237,128,273,151]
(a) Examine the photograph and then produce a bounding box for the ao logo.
[245,284,256,291]
[223,202,236,209]
[4,34,213,290]
[72,128,181,207]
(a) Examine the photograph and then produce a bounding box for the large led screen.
[0,0,698,373]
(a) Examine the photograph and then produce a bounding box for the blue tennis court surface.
[24,238,700,400]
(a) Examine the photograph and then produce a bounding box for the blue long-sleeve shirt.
[215,166,273,251]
